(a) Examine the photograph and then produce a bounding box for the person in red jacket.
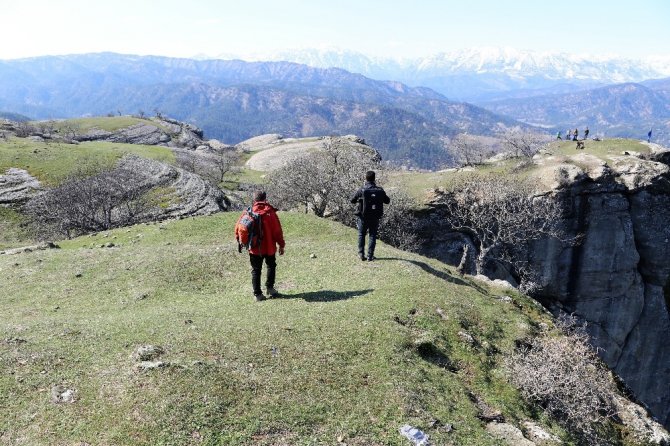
[247,190,285,301]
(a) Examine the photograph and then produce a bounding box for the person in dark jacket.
[350,170,390,261]
[238,190,285,301]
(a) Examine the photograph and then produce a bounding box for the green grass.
[222,168,267,190]
[0,206,33,250]
[548,138,651,160]
[47,116,173,134]
[0,137,175,186]
[388,138,654,205]
[0,212,567,445]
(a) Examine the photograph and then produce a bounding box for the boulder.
[0,168,41,205]
[485,422,535,446]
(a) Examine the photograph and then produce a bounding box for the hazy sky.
[1,0,668,60]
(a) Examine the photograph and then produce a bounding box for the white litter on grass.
[399,425,430,445]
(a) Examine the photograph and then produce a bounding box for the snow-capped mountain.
[213,47,670,102]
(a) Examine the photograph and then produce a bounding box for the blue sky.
[1,0,668,59]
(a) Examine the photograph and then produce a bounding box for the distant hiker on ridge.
[573,128,579,141]
[556,131,562,140]
[351,170,390,261]
[648,129,653,143]
[235,190,285,301]
[584,127,589,140]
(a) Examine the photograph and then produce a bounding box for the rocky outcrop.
[0,168,41,205]
[1,116,214,149]
[115,155,227,218]
[244,134,379,172]
[529,154,670,428]
[76,117,207,149]
[420,150,670,427]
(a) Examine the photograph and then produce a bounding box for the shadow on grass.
[281,289,374,303]
[375,257,487,294]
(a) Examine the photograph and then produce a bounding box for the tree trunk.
[475,245,490,276]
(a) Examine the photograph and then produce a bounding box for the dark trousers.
[249,254,276,295]
[357,216,380,259]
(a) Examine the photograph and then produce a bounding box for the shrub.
[505,315,617,445]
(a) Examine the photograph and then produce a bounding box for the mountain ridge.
[480,80,670,144]
[219,47,670,101]
[0,53,524,168]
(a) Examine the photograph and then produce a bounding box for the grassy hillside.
[387,138,657,203]
[47,116,173,134]
[0,207,31,250]
[1,212,568,445]
[0,137,175,186]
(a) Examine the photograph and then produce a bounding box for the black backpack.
[362,186,385,219]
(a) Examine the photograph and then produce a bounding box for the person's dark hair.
[365,170,376,182]
[253,190,267,202]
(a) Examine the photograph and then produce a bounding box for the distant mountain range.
[480,81,670,145]
[0,53,524,168]
[215,47,670,102]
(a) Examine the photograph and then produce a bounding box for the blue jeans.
[357,217,379,259]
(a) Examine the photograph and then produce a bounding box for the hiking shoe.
[367,256,376,262]
[266,287,279,298]
[254,293,266,302]
[360,255,367,261]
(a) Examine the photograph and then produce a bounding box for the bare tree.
[175,150,199,175]
[377,188,420,251]
[36,120,55,139]
[450,133,493,167]
[267,137,379,218]
[501,129,550,158]
[25,164,155,239]
[14,122,36,138]
[440,173,565,275]
[61,122,81,141]
[506,315,617,445]
[137,110,146,119]
[203,149,240,184]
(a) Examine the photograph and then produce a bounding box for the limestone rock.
[521,421,561,445]
[485,422,535,446]
[419,152,670,428]
[134,361,169,372]
[613,395,670,445]
[0,241,58,255]
[75,116,207,149]
[0,168,41,205]
[51,385,75,404]
[115,155,228,218]
[133,345,164,361]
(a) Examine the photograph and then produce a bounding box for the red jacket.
[247,201,285,256]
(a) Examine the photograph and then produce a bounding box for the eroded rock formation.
[0,168,40,205]
[421,151,670,427]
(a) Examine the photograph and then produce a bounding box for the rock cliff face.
[420,150,670,427]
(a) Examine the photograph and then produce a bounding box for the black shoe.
[254,293,266,302]
[367,256,376,262]
[360,254,367,261]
